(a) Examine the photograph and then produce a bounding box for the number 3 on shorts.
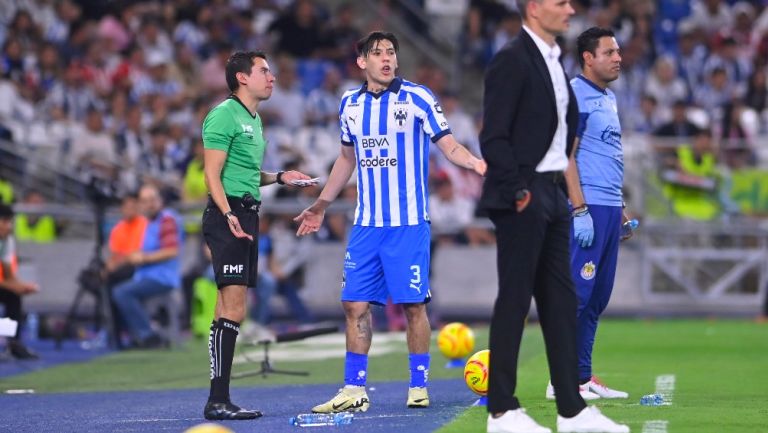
[409,265,422,293]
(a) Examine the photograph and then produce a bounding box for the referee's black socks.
[208,318,240,403]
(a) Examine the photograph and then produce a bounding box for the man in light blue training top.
[551,27,632,401]
[295,31,486,414]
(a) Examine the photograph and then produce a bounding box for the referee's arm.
[203,149,231,215]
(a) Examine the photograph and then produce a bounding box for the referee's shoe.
[204,401,262,420]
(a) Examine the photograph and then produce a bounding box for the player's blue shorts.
[341,222,431,305]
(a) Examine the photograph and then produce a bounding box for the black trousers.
[0,287,23,339]
[487,173,586,418]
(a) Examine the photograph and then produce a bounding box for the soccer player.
[295,31,486,413]
[201,51,312,420]
[559,27,631,400]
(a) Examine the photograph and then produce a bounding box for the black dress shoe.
[8,341,39,360]
[204,401,263,420]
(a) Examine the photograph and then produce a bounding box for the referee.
[201,50,311,420]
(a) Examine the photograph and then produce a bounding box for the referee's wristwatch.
[276,171,286,185]
[224,211,234,223]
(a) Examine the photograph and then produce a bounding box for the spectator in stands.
[654,100,701,138]
[0,203,39,360]
[322,3,361,67]
[627,94,662,134]
[429,172,491,246]
[268,0,325,58]
[131,50,184,108]
[719,100,756,169]
[104,193,147,290]
[645,56,688,122]
[306,66,343,130]
[675,22,708,97]
[744,66,767,125]
[138,123,182,197]
[46,61,103,122]
[689,0,733,38]
[112,183,182,348]
[259,55,306,129]
[14,190,57,244]
[68,106,119,181]
[694,66,735,113]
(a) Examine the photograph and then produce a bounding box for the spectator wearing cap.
[131,50,183,107]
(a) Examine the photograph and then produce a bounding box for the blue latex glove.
[573,212,594,248]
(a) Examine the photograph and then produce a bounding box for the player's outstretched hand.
[473,158,487,177]
[294,206,325,236]
[281,170,316,187]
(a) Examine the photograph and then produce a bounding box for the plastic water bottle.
[289,413,354,427]
[25,313,39,342]
[621,219,639,238]
[640,393,664,406]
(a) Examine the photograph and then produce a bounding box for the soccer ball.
[464,349,490,396]
[437,322,475,359]
[184,423,233,433]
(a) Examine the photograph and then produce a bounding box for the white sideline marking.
[655,374,675,405]
[234,333,409,364]
[641,374,675,433]
[642,420,669,433]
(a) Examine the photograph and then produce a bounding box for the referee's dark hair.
[356,31,399,57]
[576,27,615,69]
[225,51,267,92]
[0,203,13,220]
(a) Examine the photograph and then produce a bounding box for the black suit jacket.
[478,30,579,211]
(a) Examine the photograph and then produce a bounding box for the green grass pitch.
[3,320,766,432]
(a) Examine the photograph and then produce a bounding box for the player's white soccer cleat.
[584,376,629,399]
[557,406,630,433]
[487,408,551,433]
[546,381,600,401]
[312,386,370,413]
[407,387,430,408]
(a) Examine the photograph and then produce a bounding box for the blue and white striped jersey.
[339,78,451,227]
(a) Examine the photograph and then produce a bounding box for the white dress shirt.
[523,25,570,172]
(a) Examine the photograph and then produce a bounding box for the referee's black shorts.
[202,195,260,289]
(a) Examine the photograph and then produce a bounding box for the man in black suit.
[480,0,630,432]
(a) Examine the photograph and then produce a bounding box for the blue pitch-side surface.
[0,379,474,433]
[0,339,111,378]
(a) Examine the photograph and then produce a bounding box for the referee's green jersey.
[202,96,266,200]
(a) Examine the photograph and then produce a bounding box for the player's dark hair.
[356,31,399,57]
[225,51,267,92]
[577,27,615,69]
[0,203,14,220]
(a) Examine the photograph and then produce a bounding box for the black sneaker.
[204,401,262,420]
[8,341,39,360]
